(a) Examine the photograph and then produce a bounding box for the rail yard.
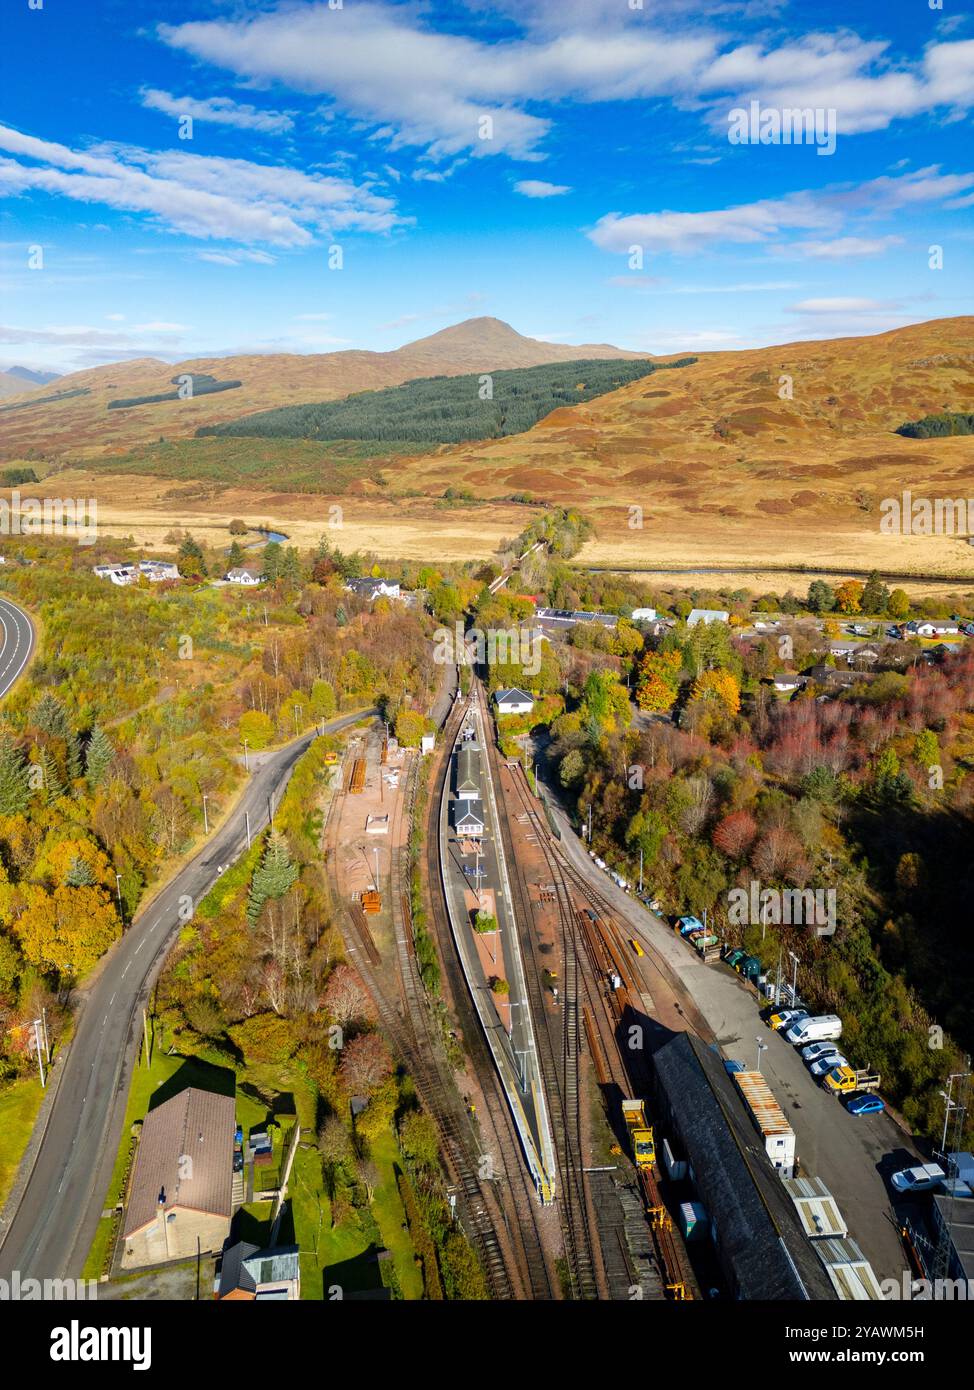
[309,672,942,1302]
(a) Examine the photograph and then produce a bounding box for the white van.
[785,1014,842,1046]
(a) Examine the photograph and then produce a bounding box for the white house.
[915,620,960,637]
[494,688,535,716]
[630,607,657,622]
[139,559,179,582]
[94,559,179,585]
[773,672,804,692]
[687,608,729,627]
[225,567,262,585]
[420,733,435,755]
[344,577,401,601]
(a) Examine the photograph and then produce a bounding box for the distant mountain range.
[0,318,645,455]
[0,365,62,398]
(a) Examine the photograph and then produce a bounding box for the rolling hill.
[0,317,645,458]
[9,314,974,584]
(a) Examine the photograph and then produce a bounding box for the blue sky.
[1,0,972,373]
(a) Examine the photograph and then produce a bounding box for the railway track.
[321,733,519,1300]
[499,752,698,1300]
[421,695,557,1300]
[472,682,603,1299]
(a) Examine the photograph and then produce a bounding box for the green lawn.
[81,1033,423,1298]
[0,1076,44,1213]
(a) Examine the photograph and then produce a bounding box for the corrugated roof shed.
[652,1032,835,1301]
[782,1175,849,1240]
[815,1237,885,1300]
[124,1087,235,1238]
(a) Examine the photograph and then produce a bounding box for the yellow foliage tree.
[835,580,864,615]
[13,883,121,977]
[691,667,741,715]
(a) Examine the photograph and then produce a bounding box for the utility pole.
[41,1008,50,1064]
[202,793,209,835]
[242,738,249,772]
[639,847,643,894]
[33,1019,46,1088]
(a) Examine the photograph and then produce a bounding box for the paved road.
[537,768,919,1283]
[0,595,34,699]
[0,707,375,1282]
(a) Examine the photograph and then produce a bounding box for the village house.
[93,559,180,586]
[535,607,619,633]
[225,567,262,585]
[687,608,730,627]
[121,1087,235,1269]
[215,1241,301,1301]
[772,672,805,692]
[494,687,535,716]
[343,577,401,601]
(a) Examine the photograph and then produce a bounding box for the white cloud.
[589,166,974,255]
[157,7,974,160]
[132,321,189,332]
[791,235,903,259]
[141,89,294,135]
[514,179,571,197]
[788,296,897,313]
[0,124,405,248]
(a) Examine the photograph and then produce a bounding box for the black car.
[233,1151,244,1173]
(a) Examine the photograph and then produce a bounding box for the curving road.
[0,595,35,700]
[0,707,376,1282]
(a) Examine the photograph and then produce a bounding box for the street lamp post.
[114,872,123,911]
[789,950,800,1008]
[202,793,209,835]
[242,738,249,772]
[755,1037,767,1073]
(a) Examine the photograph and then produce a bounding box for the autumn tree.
[834,580,865,615]
[323,962,371,1027]
[636,650,681,713]
[690,667,741,715]
[239,709,275,749]
[339,1032,393,1094]
[13,884,120,977]
[712,809,758,860]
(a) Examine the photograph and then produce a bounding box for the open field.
[14,464,974,593]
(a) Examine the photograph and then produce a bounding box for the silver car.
[810,1053,848,1078]
[802,1041,842,1065]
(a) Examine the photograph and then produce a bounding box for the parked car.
[845,1094,886,1116]
[723,1059,746,1074]
[823,1064,859,1094]
[891,1163,946,1193]
[810,1053,848,1078]
[233,1151,244,1173]
[784,1014,843,1046]
[802,1041,843,1064]
[770,1008,808,1032]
